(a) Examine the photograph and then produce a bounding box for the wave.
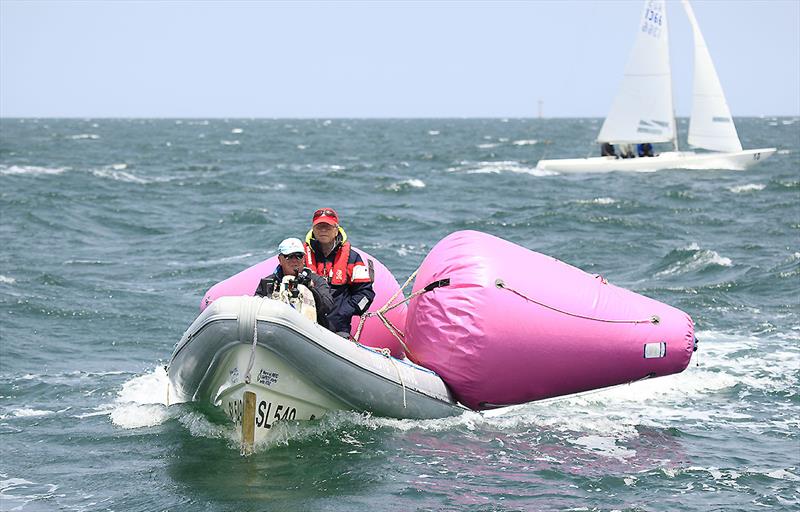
[198,252,256,266]
[728,183,766,193]
[68,134,99,140]
[0,275,16,284]
[220,140,240,145]
[89,164,182,184]
[91,167,149,184]
[512,139,539,146]
[654,243,732,277]
[770,251,800,279]
[0,165,68,176]
[0,476,59,511]
[382,179,426,192]
[0,408,54,420]
[573,197,618,205]
[254,183,287,191]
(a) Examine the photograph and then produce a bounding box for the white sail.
[597,0,675,145]
[682,0,743,152]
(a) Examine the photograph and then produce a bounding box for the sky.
[1,0,798,118]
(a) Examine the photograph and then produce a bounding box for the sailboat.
[536,0,776,173]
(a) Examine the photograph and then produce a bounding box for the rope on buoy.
[495,278,658,325]
[353,268,451,360]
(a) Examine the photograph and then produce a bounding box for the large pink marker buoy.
[200,248,406,358]
[404,230,695,410]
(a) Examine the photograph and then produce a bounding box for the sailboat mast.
[672,111,679,151]
[666,1,679,152]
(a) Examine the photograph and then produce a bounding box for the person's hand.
[296,268,314,288]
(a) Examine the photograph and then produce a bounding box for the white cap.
[278,237,304,255]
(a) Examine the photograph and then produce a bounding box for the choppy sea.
[1,118,798,511]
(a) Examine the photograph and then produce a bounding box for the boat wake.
[447,160,557,176]
[109,367,170,429]
[109,327,796,456]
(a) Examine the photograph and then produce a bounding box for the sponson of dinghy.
[168,294,462,444]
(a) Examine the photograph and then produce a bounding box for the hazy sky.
[2,0,798,118]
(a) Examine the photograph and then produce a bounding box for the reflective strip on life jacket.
[350,262,372,283]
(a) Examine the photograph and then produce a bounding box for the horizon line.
[2,114,798,120]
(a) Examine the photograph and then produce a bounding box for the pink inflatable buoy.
[404,230,695,410]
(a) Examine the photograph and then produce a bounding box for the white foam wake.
[109,367,170,429]
[109,367,236,443]
[447,160,557,177]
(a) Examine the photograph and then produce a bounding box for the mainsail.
[597,0,676,145]
[682,0,743,152]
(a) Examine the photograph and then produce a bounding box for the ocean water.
[0,117,798,511]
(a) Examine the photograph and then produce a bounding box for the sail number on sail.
[642,2,664,37]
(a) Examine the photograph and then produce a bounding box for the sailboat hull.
[536,148,776,174]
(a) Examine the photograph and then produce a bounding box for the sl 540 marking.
[255,400,297,429]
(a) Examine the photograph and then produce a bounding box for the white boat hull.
[167,296,461,448]
[536,148,776,174]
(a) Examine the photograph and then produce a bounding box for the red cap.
[312,207,339,226]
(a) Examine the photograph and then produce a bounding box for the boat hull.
[536,148,776,173]
[168,296,461,447]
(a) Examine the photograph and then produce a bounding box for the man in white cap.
[255,237,333,328]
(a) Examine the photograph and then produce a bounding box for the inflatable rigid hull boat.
[167,295,462,448]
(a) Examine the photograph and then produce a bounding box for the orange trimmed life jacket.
[304,228,372,286]
[304,240,351,286]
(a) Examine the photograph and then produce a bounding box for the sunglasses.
[282,253,304,260]
[313,208,337,219]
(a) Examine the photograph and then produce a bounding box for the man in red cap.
[304,208,375,337]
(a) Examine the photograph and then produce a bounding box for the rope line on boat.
[244,311,259,385]
[495,279,659,325]
[379,347,408,408]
